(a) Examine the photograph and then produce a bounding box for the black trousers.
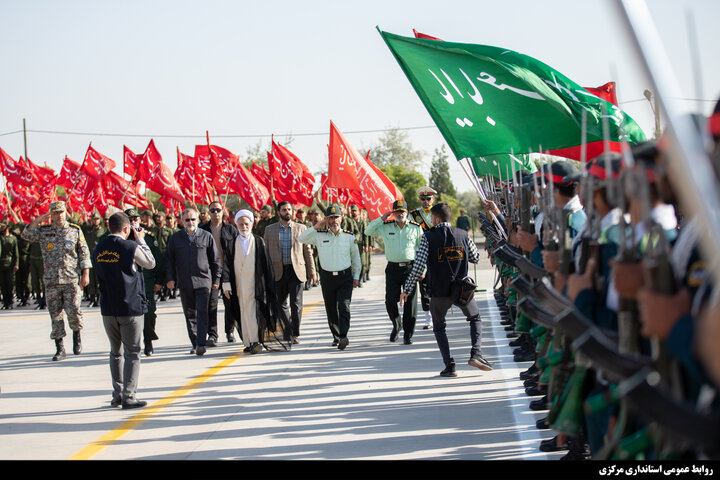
[385,262,417,341]
[276,265,304,338]
[319,268,353,341]
[418,277,430,312]
[430,295,482,367]
[179,286,210,348]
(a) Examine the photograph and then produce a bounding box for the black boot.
[73,331,82,355]
[144,339,153,356]
[53,339,66,361]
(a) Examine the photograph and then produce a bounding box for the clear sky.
[1,0,718,195]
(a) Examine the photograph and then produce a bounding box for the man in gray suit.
[264,201,316,344]
[165,207,222,356]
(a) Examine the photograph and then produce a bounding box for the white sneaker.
[423,311,432,329]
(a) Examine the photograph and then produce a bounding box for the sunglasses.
[419,196,433,200]
[209,208,222,213]
[184,218,198,223]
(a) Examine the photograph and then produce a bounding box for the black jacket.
[199,221,238,264]
[165,228,221,290]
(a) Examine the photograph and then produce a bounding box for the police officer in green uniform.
[410,186,437,329]
[29,237,45,309]
[22,201,91,361]
[307,208,321,287]
[125,208,165,356]
[82,212,106,307]
[365,200,423,344]
[253,204,278,238]
[0,222,19,309]
[298,202,361,350]
[13,223,31,307]
[152,211,174,301]
[360,209,375,283]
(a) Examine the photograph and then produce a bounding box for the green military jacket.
[21,222,91,286]
[0,233,19,269]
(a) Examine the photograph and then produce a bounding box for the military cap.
[141,209,152,216]
[124,208,140,218]
[166,212,175,218]
[49,201,66,213]
[631,140,659,164]
[325,202,342,218]
[296,207,306,213]
[349,204,359,211]
[153,211,165,218]
[416,186,437,197]
[308,208,317,214]
[261,205,272,212]
[91,212,102,219]
[392,199,409,212]
[199,205,209,213]
[545,161,579,188]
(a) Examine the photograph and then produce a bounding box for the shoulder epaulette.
[67,223,81,230]
[409,220,422,227]
[315,228,329,233]
[383,220,395,224]
[342,229,354,235]
[145,230,156,237]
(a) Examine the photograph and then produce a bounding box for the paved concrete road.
[0,252,561,460]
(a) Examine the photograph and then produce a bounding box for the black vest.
[425,225,470,298]
[92,235,147,317]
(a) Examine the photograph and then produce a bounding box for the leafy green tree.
[381,164,426,211]
[368,127,424,171]
[428,145,456,202]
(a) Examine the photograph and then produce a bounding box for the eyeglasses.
[184,218,198,223]
[209,208,222,213]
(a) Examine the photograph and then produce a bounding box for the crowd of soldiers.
[476,104,720,460]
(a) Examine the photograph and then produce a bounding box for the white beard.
[239,230,251,238]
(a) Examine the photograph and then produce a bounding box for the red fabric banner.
[81,144,116,180]
[228,163,270,211]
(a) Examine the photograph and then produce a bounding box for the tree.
[368,127,424,171]
[429,145,456,202]
[381,164,426,211]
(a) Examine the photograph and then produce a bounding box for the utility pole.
[22,118,28,161]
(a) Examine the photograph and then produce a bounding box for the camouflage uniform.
[22,221,92,339]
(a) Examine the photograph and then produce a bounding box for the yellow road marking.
[70,302,321,460]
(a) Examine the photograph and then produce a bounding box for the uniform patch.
[46,242,54,250]
[687,261,707,288]
[437,246,465,262]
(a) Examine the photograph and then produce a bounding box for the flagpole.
[460,158,507,239]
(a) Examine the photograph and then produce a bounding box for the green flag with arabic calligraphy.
[378,29,646,178]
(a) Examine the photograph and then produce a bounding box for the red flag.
[104,170,149,210]
[81,177,109,216]
[366,157,404,201]
[271,140,315,206]
[250,162,272,191]
[141,139,162,182]
[123,145,141,179]
[584,82,619,106]
[147,159,185,203]
[208,144,239,192]
[81,144,116,179]
[327,121,397,220]
[8,182,41,222]
[412,29,443,41]
[228,163,270,211]
[0,150,36,187]
[175,149,213,205]
[57,156,83,190]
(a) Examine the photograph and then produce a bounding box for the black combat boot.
[73,331,82,355]
[53,339,66,361]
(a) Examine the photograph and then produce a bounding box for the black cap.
[325,203,342,217]
[392,199,408,212]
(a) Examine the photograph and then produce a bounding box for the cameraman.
[92,212,156,409]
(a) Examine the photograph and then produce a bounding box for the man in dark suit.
[92,212,156,409]
[401,203,492,378]
[264,201,316,344]
[165,207,222,356]
[200,201,240,344]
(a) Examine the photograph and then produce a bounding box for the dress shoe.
[144,340,153,357]
[206,337,217,347]
[227,333,236,343]
[338,337,349,350]
[72,331,82,355]
[52,339,66,361]
[196,346,206,356]
[513,346,532,356]
[250,343,263,354]
[536,416,550,429]
[389,329,398,342]
[243,345,251,352]
[110,398,122,408]
[190,348,196,354]
[523,377,539,388]
[520,364,539,380]
[539,436,569,452]
[403,338,412,345]
[331,340,339,347]
[509,337,526,347]
[525,384,545,396]
[529,396,548,410]
[514,351,535,362]
[506,331,519,339]
[422,325,431,330]
[292,337,300,345]
[468,355,493,371]
[122,400,147,410]
[440,364,457,377]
